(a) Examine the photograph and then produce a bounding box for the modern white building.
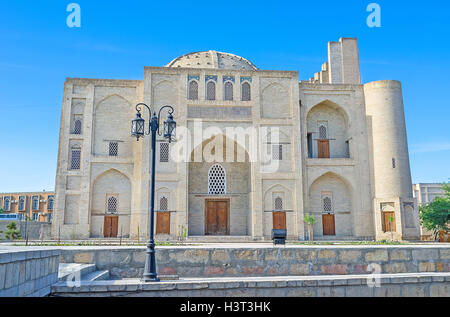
[52,37,421,241]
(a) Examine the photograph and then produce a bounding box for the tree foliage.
[5,222,21,241]
[420,182,450,237]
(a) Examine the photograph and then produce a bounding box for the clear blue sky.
[0,0,449,192]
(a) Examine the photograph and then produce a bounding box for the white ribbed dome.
[166,50,258,70]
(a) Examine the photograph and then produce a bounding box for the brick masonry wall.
[59,246,450,279]
[0,249,60,297]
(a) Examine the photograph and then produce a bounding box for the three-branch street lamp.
[131,103,176,282]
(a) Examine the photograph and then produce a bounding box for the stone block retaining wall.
[59,246,450,279]
[51,273,450,297]
[0,248,60,297]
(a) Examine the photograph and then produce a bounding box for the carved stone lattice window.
[160,197,168,211]
[208,164,226,195]
[73,119,82,135]
[323,197,332,212]
[160,143,169,163]
[109,142,118,157]
[107,196,118,213]
[319,125,327,139]
[224,81,233,101]
[274,197,283,211]
[70,149,81,170]
[241,82,251,101]
[272,144,283,161]
[189,80,198,100]
[206,81,216,100]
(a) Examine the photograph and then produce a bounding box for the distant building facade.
[413,183,447,240]
[0,192,55,223]
[53,37,420,241]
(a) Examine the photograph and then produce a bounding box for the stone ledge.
[51,272,450,297]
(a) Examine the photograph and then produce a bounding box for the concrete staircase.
[58,263,110,283]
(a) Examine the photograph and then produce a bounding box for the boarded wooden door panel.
[318,140,330,158]
[382,212,396,232]
[156,212,171,235]
[216,201,228,235]
[206,200,229,235]
[322,214,336,236]
[273,212,287,230]
[104,216,119,238]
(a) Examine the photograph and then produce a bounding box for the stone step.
[82,270,110,282]
[58,263,97,282]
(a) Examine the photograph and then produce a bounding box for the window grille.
[109,142,118,157]
[323,197,332,212]
[208,164,226,195]
[274,197,283,211]
[206,81,216,100]
[71,149,81,170]
[224,81,233,101]
[241,82,251,101]
[160,197,168,211]
[319,125,327,139]
[272,144,283,161]
[160,143,169,163]
[107,196,118,213]
[73,119,82,135]
[188,80,199,100]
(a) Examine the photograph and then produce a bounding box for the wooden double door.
[156,212,171,235]
[322,214,336,236]
[104,216,119,238]
[273,212,287,230]
[205,200,230,236]
[318,140,330,158]
[382,211,396,233]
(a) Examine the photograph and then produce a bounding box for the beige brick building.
[0,192,55,222]
[52,37,420,241]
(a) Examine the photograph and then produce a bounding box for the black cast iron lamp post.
[131,103,176,282]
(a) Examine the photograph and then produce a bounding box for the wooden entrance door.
[156,212,171,235]
[205,200,229,235]
[382,212,396,232]
[318,140,330,158]
[104,216,119,238]
[273,212,287,230]
[322,214,336,236]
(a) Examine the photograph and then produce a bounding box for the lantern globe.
[164,114,177,142]
[131,112,145,140]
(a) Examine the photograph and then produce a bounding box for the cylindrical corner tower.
[364,80,418,240]
[365,80,413,199]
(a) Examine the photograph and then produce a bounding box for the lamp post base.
[142,275,160,283]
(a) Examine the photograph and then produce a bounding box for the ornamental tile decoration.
[223,76,235,83]
[205,75,218,82]
[188,75,200,82]
[240,77,252,83]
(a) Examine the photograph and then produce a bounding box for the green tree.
[0,208,4,214]
[387,215,395,241]
[304,214,317,242]
[420,182,450,239]
[5,222,21,241]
